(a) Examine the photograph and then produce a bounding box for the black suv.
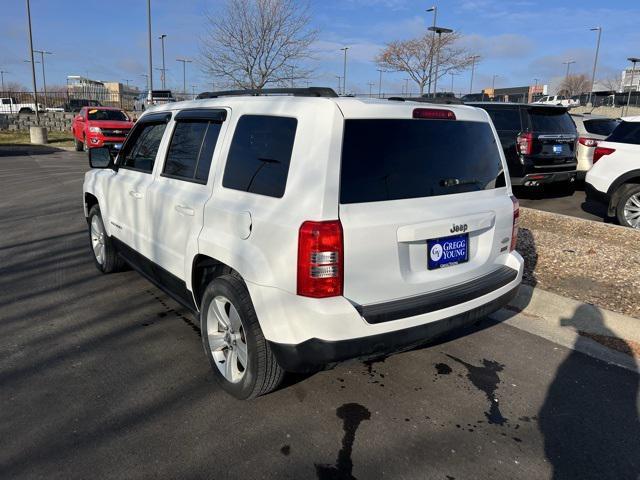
[467,103,577,188]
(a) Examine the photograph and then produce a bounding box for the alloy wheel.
[623,193,640,228]
[207,295,248,383]
[90,215,106,265]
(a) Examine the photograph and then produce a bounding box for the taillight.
[578,137,598,147]
[516,132,533,155]
[413,108,456,120]
[593,146,615,164]
[297,220,343,298]
[510,195,519,252]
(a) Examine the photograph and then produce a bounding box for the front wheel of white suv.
[200,274,284,399]
[616,184,640,229]
[87,205,126,273]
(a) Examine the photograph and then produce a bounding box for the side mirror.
[88,147,113,169]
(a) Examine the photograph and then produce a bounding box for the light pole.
[426,6,437,95]
[368,82,375,97]
[1,70,8,92]
[450,72,457,93]
[335,75,342,95]
[428,25,453,96]
[469,55,480,94]
[123,79,131,88]
[25,0,39,124]
[176,58,192,96]
[588,27,602,106]
[404,78,409,96]
[625,57,640,115]
[492,74,499,99]
[140,73,149,91]
[377,69,384,98]
[147,0,153,92]
[33,50,52,108]
[159,34,167,89]
[340,47,349,95]
[191,84,196,100]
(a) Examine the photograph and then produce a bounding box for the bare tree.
[558,74,590,97]
[375,32,475,95]
[4,81,27,93]
[598,74,622,93]
[199,0,317,90]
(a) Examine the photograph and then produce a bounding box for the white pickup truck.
[533,95,579,107]
[0,97,45,114]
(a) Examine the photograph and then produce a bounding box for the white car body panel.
[586,139,640,193]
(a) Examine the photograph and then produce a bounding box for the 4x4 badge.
[450,223,468,234]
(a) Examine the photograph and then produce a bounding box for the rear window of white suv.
[339,119,504,204]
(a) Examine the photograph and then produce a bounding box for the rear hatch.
[338,109,516,306]
[524,107,577,171]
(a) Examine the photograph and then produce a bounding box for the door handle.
[175,204,195,216]
[129,190,143,199]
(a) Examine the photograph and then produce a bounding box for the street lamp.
[140,73,149,91]
[0,70,7,92]
[404,78,410,96]
[469,55,480,94]
[335,75,342,95]
[147,0,153,91]
[33,50,52,108]
[367,82,375,97]
[450,72,457,93]
[159,34,167,89]
[176,58,192,96]
[625,57,640,116]
[428,25,453,96]
[492,74,499,99]
[191,84,196,100]
[340,47,349,95]
[426,6,438,95]
[377,69,384,98]
[25,0,40,124]
[588,27,602,106]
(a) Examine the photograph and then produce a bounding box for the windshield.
[527,109,576,134]
[87,109,128,121]
[340,119,504,204]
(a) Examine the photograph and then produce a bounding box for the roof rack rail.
[196,87,338,99]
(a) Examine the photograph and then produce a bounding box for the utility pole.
[428,26,453,96]
[469,55,480,94]
[25,0,39,124]
[340,47,349,95]
[367,82,375,97]
[377,69,384,98]
[33,50,52,108]
[625,57,640,116]
[159,34,167,89]
[147,0,153,91]
[426,6,437,95]
[588,27,602,106]
[176,58,192,96]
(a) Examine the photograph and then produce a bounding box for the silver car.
[571,114,620,180]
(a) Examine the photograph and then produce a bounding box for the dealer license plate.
[427,233,469,270]
[553,144,563,154]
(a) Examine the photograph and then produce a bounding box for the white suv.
[83,87,523,399]
[586,116,640,228]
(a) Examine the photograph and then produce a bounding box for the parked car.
[83,88,523,399]
[533,95,576,107]
[64,98,102,113]
[133,90,176,111]
[72,106,134,152]
[0,97,45,114]
[571,114,621,180]
[468,102,578,189]
[585,117,640,228]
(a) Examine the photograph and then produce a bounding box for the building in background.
[67,76,139,109]
[621,67,640,92]
[482,84,548,102]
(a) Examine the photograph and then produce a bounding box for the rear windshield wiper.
[440,178,482,188]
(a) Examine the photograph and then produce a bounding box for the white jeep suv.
[586,116,640,228]
[83,87,523,399]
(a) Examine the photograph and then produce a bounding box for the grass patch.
[0,130,74,147]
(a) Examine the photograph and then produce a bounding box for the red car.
[72,106,134,152]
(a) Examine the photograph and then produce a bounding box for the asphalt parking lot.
[1,147,639,479]
[515,185,610,223]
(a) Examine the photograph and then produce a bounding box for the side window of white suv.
[222,115,297,198]
[119,119,169,173]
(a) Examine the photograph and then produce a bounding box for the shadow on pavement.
[538,305,640,479]
[0,144,71,157]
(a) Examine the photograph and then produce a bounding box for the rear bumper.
[511,170,577,186]
[585,182,612,211]
[269,285,519,372]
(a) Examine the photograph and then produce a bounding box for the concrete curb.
[492,284,639,373]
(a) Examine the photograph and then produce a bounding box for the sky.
[1,0,639,96]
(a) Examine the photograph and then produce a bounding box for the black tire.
[19,108,34,114]
[87,205,126,273]
[200,274,284,399]
[74,136,84,152]
[615,184,640,229]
